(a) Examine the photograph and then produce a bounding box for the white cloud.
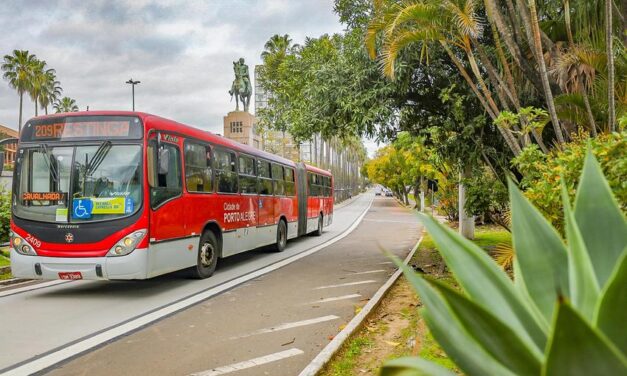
[0,0,344,139]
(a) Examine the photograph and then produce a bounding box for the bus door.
[296,163,308,236]
[257,160,274,243]
[148,136,191,275]
[237,154,259,250]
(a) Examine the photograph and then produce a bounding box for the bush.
[464,167,510,230]
[513,132,626,229]
[0,191,10,242]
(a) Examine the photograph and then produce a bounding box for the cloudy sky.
[1,0,386,153]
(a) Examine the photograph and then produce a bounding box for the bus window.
[272,164,284,196]
[258,160,272,195]
[238,155,257,194]
[284,167,295,196]
[150,142,182,208]
[184,142,212,193]
[215,149,238,193]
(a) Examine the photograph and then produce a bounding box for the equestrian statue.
[229,58,252,112]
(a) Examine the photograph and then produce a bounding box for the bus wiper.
[40,143,59,184]
[85,141,112,176]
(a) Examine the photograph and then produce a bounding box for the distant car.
[385,190,393,197]
[375,187,382,196]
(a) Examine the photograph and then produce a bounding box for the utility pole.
[125,78,140,111]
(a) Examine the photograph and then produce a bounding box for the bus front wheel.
[191,231,219,279]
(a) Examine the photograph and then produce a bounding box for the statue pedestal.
[223,111,261,149]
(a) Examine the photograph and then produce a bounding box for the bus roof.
[32,111,331,175]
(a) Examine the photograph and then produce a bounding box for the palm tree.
[1,50,38,133]
[53,97,79,113]
[39,70,62,115]
[28,59,53,117]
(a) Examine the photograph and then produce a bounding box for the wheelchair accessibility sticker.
[72,199,93,219]
[72,197,134,219]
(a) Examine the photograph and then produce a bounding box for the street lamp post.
[125,78,140,111]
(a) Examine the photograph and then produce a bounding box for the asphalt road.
[0,193,423,376]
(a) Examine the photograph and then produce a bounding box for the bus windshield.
[14,144,143,223]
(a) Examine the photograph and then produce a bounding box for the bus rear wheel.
[274,220,287,252]
[313,214,323,236]
[190,231,218,279]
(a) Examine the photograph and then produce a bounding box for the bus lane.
[0,193,372,375]
[44,195,422,376]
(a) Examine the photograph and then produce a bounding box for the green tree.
[39,69,62,115]
[53,97,79,113]
[2,50,38,132]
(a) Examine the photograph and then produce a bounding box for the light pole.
[125,78,140,111]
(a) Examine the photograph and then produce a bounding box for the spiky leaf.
[573,151,627,287]
[381,357,456,376]
[561,183,599,320]
[417,214,546,351]
[395,260,516,376]
[595,250,627,355]
[543,302,627,375]
[427,279,542,375]
[509,180,569,324]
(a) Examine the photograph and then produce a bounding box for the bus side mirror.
[0,152,5,176]
[158,148,170,175]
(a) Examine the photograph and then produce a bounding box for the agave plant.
[383,151,627,375]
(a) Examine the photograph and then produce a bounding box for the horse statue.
[229,58,252,112]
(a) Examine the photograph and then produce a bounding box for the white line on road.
[363,219,416,224]
[0,280,70,298]
[307,294,361,304]
[351,270,385,275]
[378,262,393,265]
[313,280,377,290]
[231,315,339,339]
[1,196,375,376]
[190,348,304,376]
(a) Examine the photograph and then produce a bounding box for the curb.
[298,233,424,376]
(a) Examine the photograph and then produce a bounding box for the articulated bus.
[8,112,333,280]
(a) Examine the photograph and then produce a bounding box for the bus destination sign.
[33,121,130,140]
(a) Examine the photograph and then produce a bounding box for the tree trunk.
[607,0,616,132]
[35,98,38,117]
[18,91,23,134]
[528,0,566,144]
[459,166,475,239]
[440,41,521,155]
[420,176,426,212]
[44,105,48,115]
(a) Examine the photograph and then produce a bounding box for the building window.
[230,121,243,133]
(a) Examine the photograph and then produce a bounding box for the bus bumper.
[9,248,149,280]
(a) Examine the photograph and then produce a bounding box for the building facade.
[0,124,18,167]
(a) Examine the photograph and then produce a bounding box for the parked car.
[385,190,393,197]
[375,186,382,196]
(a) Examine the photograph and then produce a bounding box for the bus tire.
[190,231,219,279]
[274,219,287,252]
[313,214,323,236]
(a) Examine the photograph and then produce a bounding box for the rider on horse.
[229,58,252,112]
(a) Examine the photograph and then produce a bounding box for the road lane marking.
[363,219,416,224]
[378,262,393,265]
[190,348,304,376]
[1,195,375,376]
[0,280,71,298]
[313,280,377,290]
[351,270,385,275]
[307,294,361,304]
[299,235,425,376]
[231,315,339,339]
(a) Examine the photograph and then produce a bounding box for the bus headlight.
[107,229,147,257]
[10,232,37,256]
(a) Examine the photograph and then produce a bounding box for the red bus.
[9,112,333,280]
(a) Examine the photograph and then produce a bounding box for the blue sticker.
[72,199,93,219]
[125,197,134,214]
